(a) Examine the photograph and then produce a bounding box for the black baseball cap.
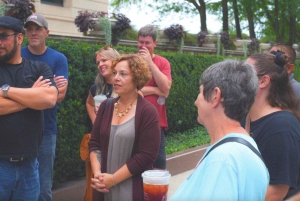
[0,16,23,33]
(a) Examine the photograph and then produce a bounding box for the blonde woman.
[86,45,120,124]
[83,45,120,201]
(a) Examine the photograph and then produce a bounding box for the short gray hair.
[138,25,157,41]
[200,59,258,121]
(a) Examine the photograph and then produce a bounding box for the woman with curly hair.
[89,54,161,201]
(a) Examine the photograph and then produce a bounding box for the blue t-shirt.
[169,133,269,201]
[21,46,69,135]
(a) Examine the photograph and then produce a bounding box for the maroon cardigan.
[89,94,161,201]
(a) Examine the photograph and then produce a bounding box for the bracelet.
[19,103,23,111]
[112,174,116,186]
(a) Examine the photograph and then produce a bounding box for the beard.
[0,36,18,63]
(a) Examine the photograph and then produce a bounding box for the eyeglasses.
[0,33,18,41]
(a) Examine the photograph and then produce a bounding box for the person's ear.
[259,75,271,88]
[285,63,294,75]
[211,87,222,108]
[17,33,23,45]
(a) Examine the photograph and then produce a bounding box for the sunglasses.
[0,33,18,41]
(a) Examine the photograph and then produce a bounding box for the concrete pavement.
[52,144,207,201]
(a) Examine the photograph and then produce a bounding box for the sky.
[109,1,223,34]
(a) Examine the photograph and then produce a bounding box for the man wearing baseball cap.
[22,13,69,201]
[0,16,58,201]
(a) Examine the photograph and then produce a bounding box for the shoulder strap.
[202,137,265,164]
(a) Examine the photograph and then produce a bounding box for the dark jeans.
[153,129,166,169]
[38,134,56,201]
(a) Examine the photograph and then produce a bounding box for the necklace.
[104,85,112,96]
[114,99,135,117]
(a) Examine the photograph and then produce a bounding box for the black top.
[90,83,113,98]
[241,111,300,198]
[0,58,55,158]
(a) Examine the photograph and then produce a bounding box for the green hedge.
[162,53,225,133]
[35,39,300,187]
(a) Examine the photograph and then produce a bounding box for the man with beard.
[0,16,57,201]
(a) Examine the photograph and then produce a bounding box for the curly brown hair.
[111,54,152,90]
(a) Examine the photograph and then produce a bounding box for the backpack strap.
[202,136,265,164]
[188,136,265,181]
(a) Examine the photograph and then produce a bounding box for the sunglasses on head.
[0,33,18,41]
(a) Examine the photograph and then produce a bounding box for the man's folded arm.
[0,86,57,114]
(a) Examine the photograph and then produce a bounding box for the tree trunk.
[288,3,296,45]
[199,0,207,31]
[222,0,229,31]
[273,0,281,42]
[232,0,242,38]
[246,6,256,38]
[189,0,207,31]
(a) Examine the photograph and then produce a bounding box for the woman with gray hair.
[170,59,269,201]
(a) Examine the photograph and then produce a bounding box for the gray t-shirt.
[290,73,300,101]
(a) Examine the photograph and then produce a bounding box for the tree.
[111,0,208,31]
[111,0,300,44]
[222,0,229,31]
[232,0,242,38]
[259,0,300,44]
[244,0,256,38]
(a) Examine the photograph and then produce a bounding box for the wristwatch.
[1,84,10,98]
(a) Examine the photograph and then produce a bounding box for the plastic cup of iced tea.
[93,95,107,114]
[142,170,171,201]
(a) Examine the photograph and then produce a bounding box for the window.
[41,0,63,6]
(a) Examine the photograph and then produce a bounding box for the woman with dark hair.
[269,44,300,100]
[89,54,161,201]
[243,52,300,200]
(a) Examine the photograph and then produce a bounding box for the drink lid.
[94,94,107,101]
[142,170,171,185]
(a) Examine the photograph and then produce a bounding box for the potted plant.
[74,11,131,45]
[74,10,107,35]
[164,24,186,53]
[220,31,230,50]
[260,42,271,53]
[203,33,220,49]
[248,38,260,54]
[111,13,131,46]
[3,0,35,24]
[197,30,208,47]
